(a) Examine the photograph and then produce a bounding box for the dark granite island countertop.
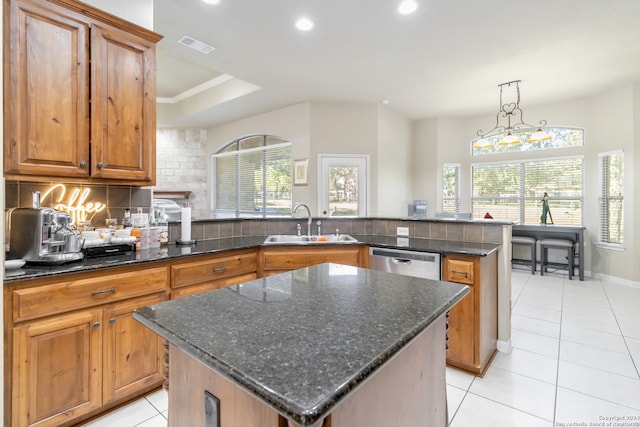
[134,263,469,426]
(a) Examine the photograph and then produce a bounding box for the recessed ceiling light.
[397,0,418,15]
[295,17,315,31]
[202,0,220,4]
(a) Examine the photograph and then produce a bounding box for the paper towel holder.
[176,202,197,246]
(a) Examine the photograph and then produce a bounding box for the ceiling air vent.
[177,35,216,54]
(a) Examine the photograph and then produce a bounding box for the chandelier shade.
[474,80,549,149]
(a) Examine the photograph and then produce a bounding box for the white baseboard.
[496,339,512,353]
[592,272,640,288]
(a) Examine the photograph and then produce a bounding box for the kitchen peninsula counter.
[134,263,469,426]
[4,235,499,283]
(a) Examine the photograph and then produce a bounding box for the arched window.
[211,135,292,216]
[472,127,583,156]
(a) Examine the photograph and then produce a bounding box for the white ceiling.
[153,0,640,128]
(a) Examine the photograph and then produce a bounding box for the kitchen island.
[134,262,469,426]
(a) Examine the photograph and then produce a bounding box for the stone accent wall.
[156,129,208,219]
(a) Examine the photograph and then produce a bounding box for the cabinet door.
[90,23,156,182]
[445,287,475,366]
[103,293,166,404]
[12,309,102,427]
[5,0,90,178]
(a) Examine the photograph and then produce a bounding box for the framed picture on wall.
[293,158,309,186]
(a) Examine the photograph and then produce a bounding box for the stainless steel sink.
[263,234,358,245]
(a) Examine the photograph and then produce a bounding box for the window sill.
[594,242,625,252]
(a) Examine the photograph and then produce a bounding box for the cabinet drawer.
[262,247,362,271]
[172,273,258,299]
[13,266,168,322]
[171,251,257,289]
[444,258,475,285]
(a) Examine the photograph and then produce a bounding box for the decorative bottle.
[158,207,169,246]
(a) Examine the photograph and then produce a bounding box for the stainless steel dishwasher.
[369,247,441,280]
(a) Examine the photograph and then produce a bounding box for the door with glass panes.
[318,155,369,217]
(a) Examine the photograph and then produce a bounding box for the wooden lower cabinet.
[103,294,166,404]
[443,252,498,376]
[12,308,103,427]
[7,265,169,427]
[261,245,369,276]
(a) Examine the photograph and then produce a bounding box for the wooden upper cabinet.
[3,0,162,184]
[90,24,156,182]
[4,0,90,179]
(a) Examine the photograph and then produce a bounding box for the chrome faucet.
[293,202,312,236]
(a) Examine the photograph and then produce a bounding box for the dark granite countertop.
[354,235,500,256]
[133,263,469,425]
[3,236,266,283]
[3,235,500,283]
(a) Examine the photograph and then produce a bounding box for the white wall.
[633,83,640,282]
[377,106,413,216]
[412,119,439,217]
[584,85,636,283]
[309,102,378,215]
[414,82,639,282]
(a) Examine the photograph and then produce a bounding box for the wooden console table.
[512,224,585,281]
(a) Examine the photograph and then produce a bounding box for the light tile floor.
[83,268,640,427]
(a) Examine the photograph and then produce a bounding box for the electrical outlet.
[204,391,220,427]
[397,237,409,247]
[397,226,409,236]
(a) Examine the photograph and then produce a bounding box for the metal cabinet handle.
[451,270,468,276]
[213,266,227,273]
[92,287,116,296]
[109,318,116,325]
[93,322,100,328]
[97,162,104,169]
[79,161,87,168]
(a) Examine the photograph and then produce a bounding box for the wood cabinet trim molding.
[41,0,163,43]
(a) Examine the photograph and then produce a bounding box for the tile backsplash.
[179,217,506,245]
[4,181,152,228]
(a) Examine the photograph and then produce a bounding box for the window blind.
[442,164,460,213]
[599,151,624,245]
[471,157,584,225]
[212,137,292,215]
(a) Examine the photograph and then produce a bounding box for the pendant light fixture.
[473,80,551,149]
